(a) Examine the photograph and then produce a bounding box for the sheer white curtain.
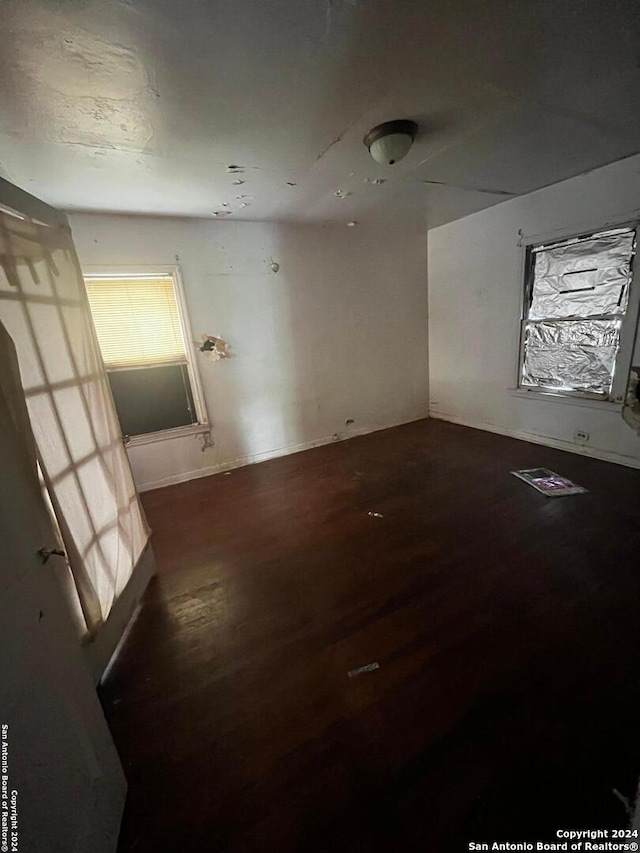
[0,210,149,635]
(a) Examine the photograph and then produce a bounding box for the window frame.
[515,220,640,404]
[83,264,209,445]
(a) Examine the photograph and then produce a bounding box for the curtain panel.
[0,211,149,635]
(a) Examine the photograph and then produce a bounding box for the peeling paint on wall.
[197,334,230,361]
[199,431,215,452]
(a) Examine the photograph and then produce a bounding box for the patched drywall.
[428,153,640,468]
[70,215,429,490]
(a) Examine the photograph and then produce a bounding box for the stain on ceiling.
[1,0,640,229]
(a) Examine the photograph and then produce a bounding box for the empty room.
[1,0,639,851]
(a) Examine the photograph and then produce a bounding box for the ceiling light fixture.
[363,120,418,166]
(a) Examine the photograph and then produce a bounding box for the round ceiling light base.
[363,120,418,166]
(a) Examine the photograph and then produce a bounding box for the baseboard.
[84,543,156,684]
[430,412,640,470]
[137,415,430,492]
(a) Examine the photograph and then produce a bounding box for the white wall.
[428,154,640,468]
[70,215,429,490]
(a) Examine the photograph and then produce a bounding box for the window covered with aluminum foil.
[520,227,637,397]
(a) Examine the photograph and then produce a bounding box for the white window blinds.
[84,275,187,369]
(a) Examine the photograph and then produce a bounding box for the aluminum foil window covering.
[521,227,636,396]
[529,230,634,320]
[522,319,621,394]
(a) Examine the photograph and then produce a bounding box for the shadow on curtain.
[0,210,149,635]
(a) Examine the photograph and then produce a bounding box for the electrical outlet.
[574,429,590,443]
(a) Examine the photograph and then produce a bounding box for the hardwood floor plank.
[99,419,640,852]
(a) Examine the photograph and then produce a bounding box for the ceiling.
[1,0,640,229]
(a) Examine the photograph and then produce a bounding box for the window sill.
[508,388,623,412]
[125,423,210,447]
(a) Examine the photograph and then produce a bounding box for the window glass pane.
[108,364,196,436]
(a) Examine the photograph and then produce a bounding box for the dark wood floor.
[100,419,640,852]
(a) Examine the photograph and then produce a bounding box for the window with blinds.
[84,272,203,438]
[85,275,187,369]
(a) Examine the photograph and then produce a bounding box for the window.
[519,226,639,401]
[84,269,207,440]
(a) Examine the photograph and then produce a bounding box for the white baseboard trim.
[137,414,430,492]
[430,412,640,470]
